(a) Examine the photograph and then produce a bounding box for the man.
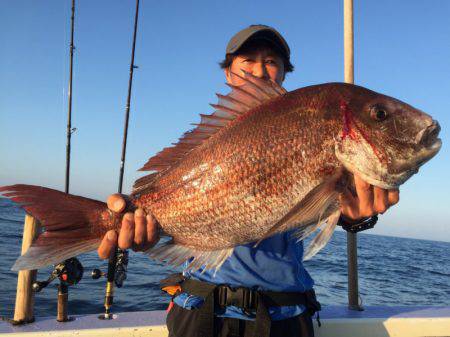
[98,25,399,337]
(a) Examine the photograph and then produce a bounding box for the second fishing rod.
[99,0,141,320]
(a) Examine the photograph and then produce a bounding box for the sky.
[0,0,449,242]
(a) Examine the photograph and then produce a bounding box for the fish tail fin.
[0,184,109,271]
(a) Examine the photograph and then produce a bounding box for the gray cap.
[225,25,290,58]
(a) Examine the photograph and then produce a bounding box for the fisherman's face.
[225,47,285,86]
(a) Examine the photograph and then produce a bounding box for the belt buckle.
[223,287,256,311]
[225,286,240,307]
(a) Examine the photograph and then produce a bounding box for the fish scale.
[143,99,340,251]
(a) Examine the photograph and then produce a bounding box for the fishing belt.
[161,273,321,337]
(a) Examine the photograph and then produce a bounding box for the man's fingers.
[97,230,117,259]
[354,175,374,217]
[388,189,400,206]
[107,193,127,213]
[132,213,160,251]
[373,187,389,214]
[118,212,135,249]
[147,214,160,246]
[133,208,147,250]
[339,188,359,220]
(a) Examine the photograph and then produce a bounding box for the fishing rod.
[58,0,83,322]
[31,0,84,323]
[98,0,141,320]
[65,0,76,195]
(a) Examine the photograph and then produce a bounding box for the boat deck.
[1,306,449,336]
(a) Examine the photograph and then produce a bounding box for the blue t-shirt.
[173,229,314,321]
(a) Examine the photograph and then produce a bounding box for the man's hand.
[339,174,400,221]
[97,194,160,259]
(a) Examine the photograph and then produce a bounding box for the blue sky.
[1,1,449,242]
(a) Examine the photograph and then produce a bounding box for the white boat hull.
[1,306,449,337]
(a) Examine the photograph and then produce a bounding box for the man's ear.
[280,66,286,84]
[224,67,232,84]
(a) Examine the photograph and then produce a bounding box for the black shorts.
[166,303,315,337]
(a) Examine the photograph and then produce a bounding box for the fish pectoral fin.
[302,209,341,261]
[254,175,343,247]
[145,241,233,272]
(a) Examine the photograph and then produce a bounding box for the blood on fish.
[340,100,358,140]
[340,100,388,164]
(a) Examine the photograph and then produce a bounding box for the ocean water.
[0,197,449,318]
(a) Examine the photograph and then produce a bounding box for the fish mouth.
[415,120,441,147]
[389,138,441,176]
[389,120,441,175]
[417,137,442,165]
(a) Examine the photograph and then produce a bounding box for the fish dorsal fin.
[132,72,286,195]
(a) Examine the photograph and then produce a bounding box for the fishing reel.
[32,257,84,292]
[32,257,84,322]
[92,249,129,288]
[93,249,129,320]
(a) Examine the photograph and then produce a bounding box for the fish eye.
[370,106,388,121]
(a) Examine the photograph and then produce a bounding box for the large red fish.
[1,73,441,271]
